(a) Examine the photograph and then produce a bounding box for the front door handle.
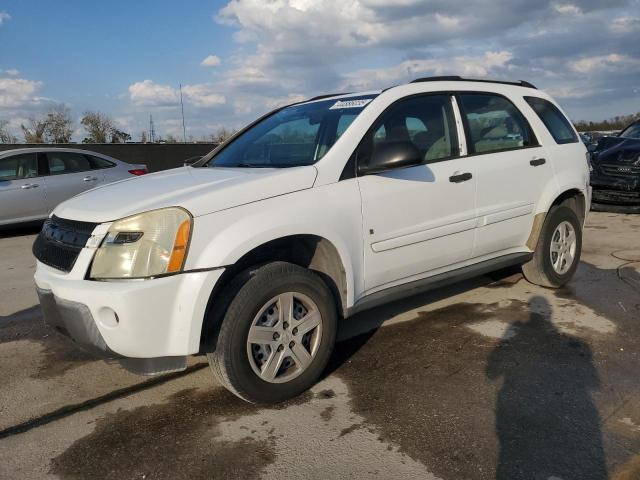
[530,158,546,167]
[20,183,39,189]
[83,176,98,182]
[449,172,472,183]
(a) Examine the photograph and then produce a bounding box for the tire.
[207,261,337,404]
[522,205,582,288]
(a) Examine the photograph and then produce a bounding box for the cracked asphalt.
[1,211,639,480]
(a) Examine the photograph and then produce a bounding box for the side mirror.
[358,141,423,175]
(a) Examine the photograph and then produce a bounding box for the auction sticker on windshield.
[329,99,373,109]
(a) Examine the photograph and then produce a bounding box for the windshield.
[206,95,377,168]
[620,121,640,139]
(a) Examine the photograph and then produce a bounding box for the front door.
[356,94,477,293]
[0,152,47,225]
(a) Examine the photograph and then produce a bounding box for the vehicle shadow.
[326,266,521,376]
[486,295,607,480]
[0,221,42,238]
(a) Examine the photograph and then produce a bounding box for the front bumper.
[34,261,224,361]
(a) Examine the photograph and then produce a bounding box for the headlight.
[90,207,192,280]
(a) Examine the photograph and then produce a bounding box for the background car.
[0,147,147,226]
[589,119,640,213]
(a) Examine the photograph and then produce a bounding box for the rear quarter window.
[524,96,578,145]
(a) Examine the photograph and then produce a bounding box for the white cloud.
[0,77,43,108]
[569,54,640,74]
[128,80,225,108]
[200,55,221,67]
[181,84,226,107]
[341,51,514,90]
[0,12,10,25]
[553,3,582,15]
[128,80,179,107]
[611,16,640,33]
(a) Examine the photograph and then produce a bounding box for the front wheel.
[207,262,337,404]
[522,205,582,288]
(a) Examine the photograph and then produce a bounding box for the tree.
[81,111,113,143]
[21,116,48,143]
[164,134,178,143]
[45,104,73,143]
[140,131,147,143]
[111,128,131,143]
[80,111,131,143]
[0,120,18,144]
[208,127,236,143]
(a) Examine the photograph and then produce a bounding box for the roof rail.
[305,92,351,102]
[410,76,537,89]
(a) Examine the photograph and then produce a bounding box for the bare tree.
[81,111,113,143]
[21,116,48,143]
[0,120,18,144]
[209,127,236,143]
[140,131,147,143]
[164,134,179,143]
[45,104,74,143]
[110,128,131,143]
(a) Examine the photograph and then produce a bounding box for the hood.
[592,136,640,165]
[54,165,318,222]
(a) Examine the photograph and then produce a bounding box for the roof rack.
[305,92,351,102]
[410,76,537,89]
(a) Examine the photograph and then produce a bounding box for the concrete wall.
[0,143,218,172]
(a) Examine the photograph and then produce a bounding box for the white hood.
[54,166,318,222]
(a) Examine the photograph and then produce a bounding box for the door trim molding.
[346,252,532,317]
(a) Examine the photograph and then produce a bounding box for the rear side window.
[47,152,91,174]
[0,153,37,181]
[87,155,115,169]
[459,93,535,154]
[525,96,578,144]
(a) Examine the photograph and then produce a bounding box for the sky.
[1,0,639,141]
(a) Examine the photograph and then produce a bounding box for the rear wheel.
[522,205,582,288]
[207,261,337,404]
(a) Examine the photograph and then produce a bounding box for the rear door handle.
[449,172,472,183]
[20,183,39,189]
[83,176,98,182]
[530,158,546,167]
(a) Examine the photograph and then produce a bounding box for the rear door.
[0,152,47,224]
[457,93,553,258]
[42,151,102,213]
[357,94,477,292]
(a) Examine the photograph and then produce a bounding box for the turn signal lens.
[167,219,191,272]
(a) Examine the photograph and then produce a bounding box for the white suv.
[33,76,590,403]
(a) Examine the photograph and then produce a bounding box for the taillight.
[128,168,148,176]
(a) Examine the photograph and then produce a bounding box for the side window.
[47,152,92,175]
[359,94,457,166]
[0,153,37,181]
[459,94,535,154]
[524,96,578,144]
[87,155,115,169]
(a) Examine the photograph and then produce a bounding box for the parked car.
[33,76,590,403]
[0,148,147,226]
[589,119,640,213]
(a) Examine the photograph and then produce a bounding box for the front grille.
[601,164,640,176]
[33,216,98,272]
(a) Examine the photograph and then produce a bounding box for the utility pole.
[149,114,156,143]
[179,83,187,143]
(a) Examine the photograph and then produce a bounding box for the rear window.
[525,96,578,145]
